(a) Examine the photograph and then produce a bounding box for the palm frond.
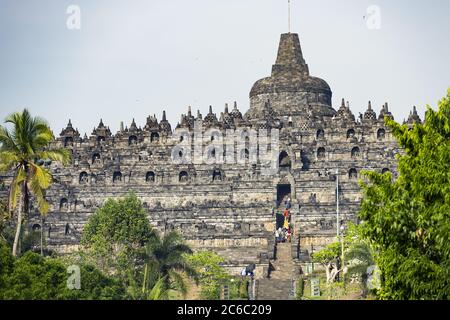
[163,231,183,247]
[29,162,52,189]
[171,243,193,255]
[168,269,188,297]
[0,151,19,172]
[32,133,54,148]
[4,109,54,155]
[28,163,51,214]
[37,149,71,165]
[148,276,169,300]
[5,110,31,153]
[8,170,22,211]
[0,126,19,153]
[170,262,199,285]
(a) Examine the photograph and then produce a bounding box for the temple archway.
[317,147,326,159]
[60,198,68,211]
[212,169,222,182]
[151,132,160,143]
[349,168,358,180]
[316,129,325,139]
[113,171,122,183]
[377,128,386,140]
[64,136,74,147]
[79,172,88,184]
[351,147,360,158]
[146,171,155,183]
[276,184,291,207]
[129,135,138,145]
[347,129,355,139]
[279,151,291,169]
[92,153,101,164]
[179,171,189,183]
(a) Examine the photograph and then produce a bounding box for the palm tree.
[126,270,169,300]
[0,199,9,242]
[345,240,375,297]
[141,231,197,298]
[146,276,169,300]
[0,109,70,256]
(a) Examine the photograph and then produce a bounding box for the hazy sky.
[0,0,449,135]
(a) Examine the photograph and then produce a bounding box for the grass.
[298,272,372,300]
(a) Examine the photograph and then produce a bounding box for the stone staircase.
[256,278,293,300]
[255,242,299,300]
[271,242,297,280]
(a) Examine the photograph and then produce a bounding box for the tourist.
[245,264,255,277]
[283,217,289,230]
[277,228,284,242]
[280,229,286,243]
[285,197,291,209]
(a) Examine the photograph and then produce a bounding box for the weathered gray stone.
[0,33,422,278]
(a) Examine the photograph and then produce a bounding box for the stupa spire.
[272,33,309,77]
[288,0,292,33]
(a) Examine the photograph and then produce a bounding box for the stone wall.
[0,33,422,278]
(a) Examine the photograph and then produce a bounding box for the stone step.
[269,243,298,281]
[256,279,293,300]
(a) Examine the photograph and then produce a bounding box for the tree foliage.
[79,193,199,300]
[141,230,197,298]
[0,199,9,241]
[0,241,125,300]
[359,89,450,300]
[80,192,155,278]
[186,251,231,299]
[312,223,374,285]
[64,264,127,300]
[186,251,249,300]
[0,109,71,256]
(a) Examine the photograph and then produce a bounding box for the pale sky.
[0,0,449,135]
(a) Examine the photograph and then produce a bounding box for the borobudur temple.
[0,33,422,278]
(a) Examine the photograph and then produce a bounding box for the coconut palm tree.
[0,109,71,256]
[141,230,198,298]
[146,276,169,300]
[127,270,169,300]
[0,199,9,242]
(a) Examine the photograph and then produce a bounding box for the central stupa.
[247,33,335,122]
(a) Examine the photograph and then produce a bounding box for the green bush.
[296,276,304,299]
[359,90,450,299]
[0,241,127,300]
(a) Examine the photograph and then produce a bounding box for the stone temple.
[1,33,422,284]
